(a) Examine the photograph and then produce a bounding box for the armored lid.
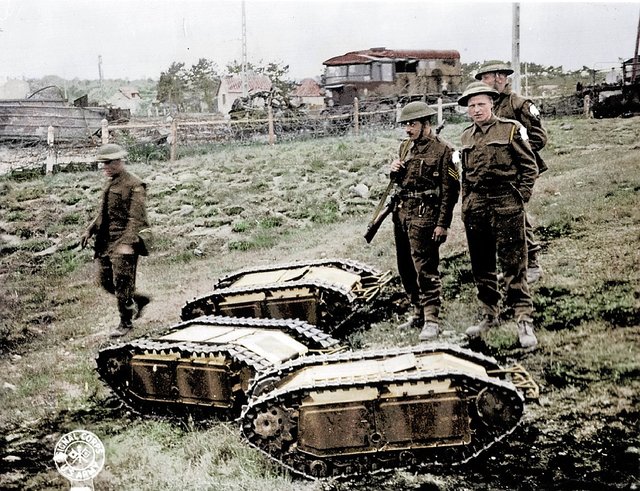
[458,81,500,107]
[475,62,514,80]
[398,101,437,123]
[96,143,127,161]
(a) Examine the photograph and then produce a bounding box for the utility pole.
[632,9,640,83]
[512,3,521,93]
[98,55,104,101]
[241,0,248,97]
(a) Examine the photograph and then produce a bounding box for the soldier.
[81,144,151,337]
[458,82,539,348]
[390,101,460,341]
[475,62,548,283]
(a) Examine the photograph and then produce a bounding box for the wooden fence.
[101,97,458,162]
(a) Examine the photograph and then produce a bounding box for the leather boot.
[110,321,133,338]
[133,294,151,319]
[398,306,424,330]
[419,321,440,341]
[516,316,538,348]
[465,315,499,339]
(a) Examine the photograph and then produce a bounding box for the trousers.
[97,253,139,325]
[462,190,533,318]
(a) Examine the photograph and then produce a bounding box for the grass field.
[0,115,638,490]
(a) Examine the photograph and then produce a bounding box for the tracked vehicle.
[96,315,341,417]
[241,344,535,479]
[181,258,392,333]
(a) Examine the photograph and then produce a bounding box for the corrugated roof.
[224,73,272,93]
[291,78,324,97]
[323,48,460,66]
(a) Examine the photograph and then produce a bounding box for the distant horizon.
[0,1,636,82]
[0,58,626,85]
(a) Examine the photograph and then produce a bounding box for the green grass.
[1,117,639,490]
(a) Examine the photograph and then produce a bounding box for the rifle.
[364,120,445,243]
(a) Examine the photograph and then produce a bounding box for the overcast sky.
[0,0,638,81]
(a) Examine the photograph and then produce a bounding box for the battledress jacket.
[87,169,149,257]
[494,85,548,172]
[392,133,460,229]
[459,115,538,203]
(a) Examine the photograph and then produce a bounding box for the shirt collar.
[473,114,498,134]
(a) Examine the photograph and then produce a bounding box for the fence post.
[46,125,56,174]
[583,94,592,119]
[101,119,109,144]
[437,97,443,125]
[268,104,276,145]
[169,117,177,162]
[396,102,402,123]
[353,97,360,136]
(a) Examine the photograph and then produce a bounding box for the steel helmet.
[96,143,127,161]
[398,101,437,123]
[457,81,500,107]
[475,62,514,80]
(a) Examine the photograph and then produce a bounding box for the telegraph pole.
[241,0,248,97]
[632,9,640,83]
[98,55,104,101]
[512,3,521,93]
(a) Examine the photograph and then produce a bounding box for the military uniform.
[86,169,150,330]
[493,85,548,273]
[460,114,537,320]
[392,133,460,324]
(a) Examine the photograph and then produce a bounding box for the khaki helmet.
[475,62,514,80]
[458,81,500,107]
[398,101,437,123]
[96,143,127,161]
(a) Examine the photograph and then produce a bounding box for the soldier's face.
[480,72,508,93]
[405,120,427,140]
[102,159,123,178]
[467,95,493,124]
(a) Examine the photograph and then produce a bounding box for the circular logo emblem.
[53,430,105,481]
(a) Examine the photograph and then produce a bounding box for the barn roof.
[223,73,272,93]
[291,78,324,97]
[323,48,460,66]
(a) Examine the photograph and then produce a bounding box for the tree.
[156,62,188,110]
[186,58,220,112]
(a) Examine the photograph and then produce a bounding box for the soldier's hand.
[80,231,91,249]
[433,226,448,244]
[390,159,405,174]
[115,244,134,255]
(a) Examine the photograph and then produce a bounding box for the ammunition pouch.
[398,188,440,201]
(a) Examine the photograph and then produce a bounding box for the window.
[325,66,348,84]
[347,64,371,81]
[372,62,394,82]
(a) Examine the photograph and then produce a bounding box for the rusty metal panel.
[130,354,179,400]
[237,330,308,364]
[231,267,308,286]
[217,293,264,318]
[305,266,360,290]
[159,325,235,342]
[263,296,318,324]
[175,359,232,406]
[298,403,373,454]
[377,395,470,445]
[416,353,487,378]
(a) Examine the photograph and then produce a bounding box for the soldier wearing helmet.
[390,101,460,341]
[81,143,151,337]
[476,61,548,283]
[458,82,539,348]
